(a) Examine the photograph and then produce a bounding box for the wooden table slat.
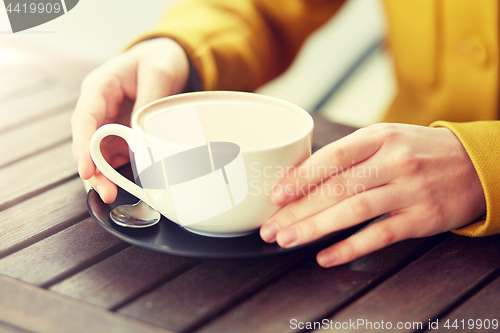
[0,217,127,287]
[325,234,500,333]
[0,109,73,168]
[0,70,50,103]
[0,142,77,210]
[0,275,171,333]
[0,84,78,134]
[435,274,500,332]
[0,178,88,258]
[1,42,97,84]
[0,320,34,333]
[50,246,199,310]
[193,236,445,333]
[1,45,496,333]
[117,249,316,333]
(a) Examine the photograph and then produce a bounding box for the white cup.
[90,91,313,237]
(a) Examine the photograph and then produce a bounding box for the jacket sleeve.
[129,0,343,91]
[430,120,500,237]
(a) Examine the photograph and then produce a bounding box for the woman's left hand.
[259,123,486,267]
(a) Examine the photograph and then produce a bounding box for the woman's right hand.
[71,38,190,203]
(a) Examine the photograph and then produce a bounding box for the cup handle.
[89,124,154,208]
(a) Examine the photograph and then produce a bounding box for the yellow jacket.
[135,0,500,237]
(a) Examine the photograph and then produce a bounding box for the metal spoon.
[110,200,161,228]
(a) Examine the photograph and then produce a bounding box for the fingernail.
[278,228,299,248]
[260,221,279,242]
[95,185,106,202]
[318,251,338,268]
[270,184,288,206]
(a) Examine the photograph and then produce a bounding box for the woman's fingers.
[87,169,119,204]
[316,213,412,267]
[71,38,190,203]
[258,124,487,267]
[71,112,99,180]
[274,183,408,248]
[270,126,383,206]
[71,75,119,180]
[71,54,139,174]
[71,59,137,203]
[260,155,392,242]
[85,135,131,203]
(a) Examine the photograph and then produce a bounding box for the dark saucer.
[87,164,338,259]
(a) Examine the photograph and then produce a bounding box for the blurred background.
[0,0,396,128]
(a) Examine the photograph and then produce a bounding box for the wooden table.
[1,43,500,333]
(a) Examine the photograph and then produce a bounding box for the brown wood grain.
[0,274,171,333]
[0,109,73,168]
[193,236,444,333]
[0,178,88,258]
[50,246,199,309]
[0,217,126,287]
[0,141,77,209]
[324,234,500,333]
[435,275,500,332]
[0,84,78,134]
[117,249,316,333]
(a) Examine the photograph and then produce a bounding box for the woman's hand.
[71,38,190,203]
[259,123,486,267]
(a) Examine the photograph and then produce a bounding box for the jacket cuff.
[430,120,500,237]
